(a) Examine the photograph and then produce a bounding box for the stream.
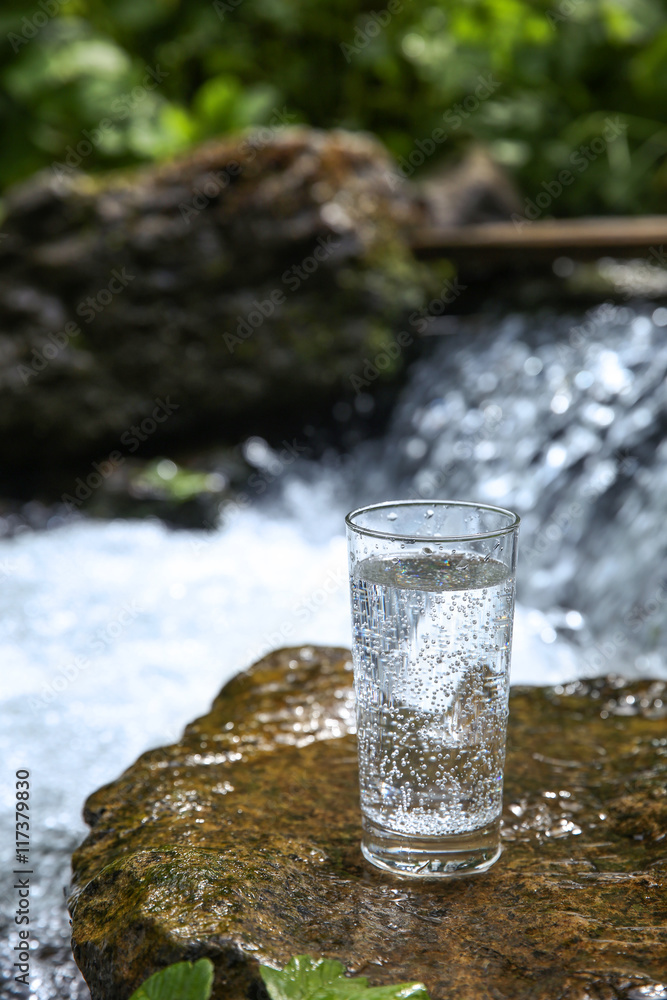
[1,300,666,998]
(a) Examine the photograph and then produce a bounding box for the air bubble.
[352,548,511,837]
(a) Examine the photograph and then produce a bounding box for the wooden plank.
[411,216,667,260]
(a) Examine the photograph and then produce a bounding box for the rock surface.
[70,646,667,1000]
[0,128,429,484]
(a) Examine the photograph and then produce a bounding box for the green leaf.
[260,955,430,1000]
[128,958,214,1000]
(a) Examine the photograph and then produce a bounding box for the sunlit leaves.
[128,959,214,1000]
[1,0,665,212]
[260,955,431,1000]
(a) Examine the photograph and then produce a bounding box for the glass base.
[361,816,502,878]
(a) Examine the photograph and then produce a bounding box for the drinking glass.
[346,500,519,877]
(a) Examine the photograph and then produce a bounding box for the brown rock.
[70,647,667,1000]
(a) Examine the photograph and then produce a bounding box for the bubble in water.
[352,551,513,838]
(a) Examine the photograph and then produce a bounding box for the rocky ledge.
[70,646,667,1000]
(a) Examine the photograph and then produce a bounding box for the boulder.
[70,647,667,1000]
[0,129,427,483]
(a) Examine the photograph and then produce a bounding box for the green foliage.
[260,955,430,1000]
[132,459,225,501]
[124,954,428,1000]
[2,0,666,213]
[128,958,214,1000]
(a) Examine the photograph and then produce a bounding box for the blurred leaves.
[1,0,666,213]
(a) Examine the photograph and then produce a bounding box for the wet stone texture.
[70,646,667,1000]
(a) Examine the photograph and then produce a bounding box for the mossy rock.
[0,129,429,480]
[70,647,667,1000]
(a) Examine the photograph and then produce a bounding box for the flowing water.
[1,301,666,996]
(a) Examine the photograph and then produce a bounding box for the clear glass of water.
[346,500,519,878]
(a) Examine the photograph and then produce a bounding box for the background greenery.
[2,0,666,215]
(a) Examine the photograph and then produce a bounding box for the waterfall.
[278,301,667,679]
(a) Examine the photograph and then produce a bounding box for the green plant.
[6,0,663,213]
[126,954,431,1000]
[128,958,214,1000]
[260,955,430,1000]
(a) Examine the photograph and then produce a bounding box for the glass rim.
[345,499,520,543]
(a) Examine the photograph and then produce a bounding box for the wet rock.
[0,128,428,485]
[70,647,667,1000]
